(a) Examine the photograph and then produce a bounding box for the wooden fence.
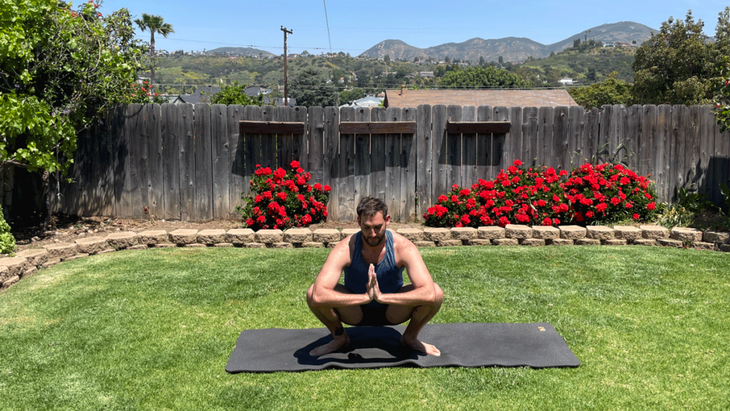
[49,103,730,222]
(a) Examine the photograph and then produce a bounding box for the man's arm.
[371,235,437,306]
[308,236,372,307]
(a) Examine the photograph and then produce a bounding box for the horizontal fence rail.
[36,103,730,222]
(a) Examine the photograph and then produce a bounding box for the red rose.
[632,213,640,220]
[290,160,300,169]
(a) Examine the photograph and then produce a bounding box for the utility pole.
[281,26,293,107]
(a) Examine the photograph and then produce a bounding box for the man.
[306,196,444,357]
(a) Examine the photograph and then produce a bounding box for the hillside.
[207,47,275,58]
[360,21,655,62]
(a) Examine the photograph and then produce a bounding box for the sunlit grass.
[1,246,728,410]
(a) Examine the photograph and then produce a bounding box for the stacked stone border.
[2,225,729,290]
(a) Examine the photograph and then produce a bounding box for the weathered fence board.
[385,107,402,221]
[227,104,245,218]
[415,105,432,217]
[146,104,164,219]
[212,104,229,220]
[37,103,729,223]
[401,106,417,222]
[371,107,387,203]
[655,105,671,202]
[640,105,656,179]
[194,103,213,221]
[307,106,325,185]
[353,107,370,216]
[460,106,477,188]
[508,106,523,172]
[162,104,180,220]
[323,106,339,221]
[432,105,449,204]
[626,105,642,172]
[179,104,195,221]
[446,105,462,191]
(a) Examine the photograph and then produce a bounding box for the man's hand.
[366,263,382,303]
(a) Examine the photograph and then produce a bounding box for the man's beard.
[363,232,385,247]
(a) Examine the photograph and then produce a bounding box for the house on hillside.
[244,85,272,97]
[176,85,222,104]
[383,87,578,108]
[559,78,574,86]
[339,96,383,108]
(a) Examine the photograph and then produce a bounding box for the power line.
[322,0,332,54]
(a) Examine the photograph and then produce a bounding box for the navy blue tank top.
[344,230,404,307]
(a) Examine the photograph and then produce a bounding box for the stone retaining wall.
[2,225,729,290]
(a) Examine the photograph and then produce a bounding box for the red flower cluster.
[423,160,660,228]
[238,161,331,230]
[563,163,658,224]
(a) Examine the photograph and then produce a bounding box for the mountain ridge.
[360,21,657,62]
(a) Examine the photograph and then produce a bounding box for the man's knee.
[433,283,444,304]
[306,284,316,307]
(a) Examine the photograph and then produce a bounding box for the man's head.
[357,197,390,248]
[356,196,388,220]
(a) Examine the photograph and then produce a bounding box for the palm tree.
[134,14,174,92]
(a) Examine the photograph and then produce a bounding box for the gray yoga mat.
[225,322,580,373]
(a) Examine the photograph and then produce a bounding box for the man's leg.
[306,283,363,356]
[385,283,444,356]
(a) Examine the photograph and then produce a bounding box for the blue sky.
[101,0,729,55]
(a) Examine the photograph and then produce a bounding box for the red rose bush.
[423,160,660,228]
[238,161,330,230]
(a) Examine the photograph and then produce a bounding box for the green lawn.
[1,246,728,410]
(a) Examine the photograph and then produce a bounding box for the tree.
[714,56,730,131]
[134,13,174,92]
[339,87,365,105]
[0,0,146,223]
[209,81,266,106]
[438,66,526,88]
[289,67,338,107]
[569,72,633,110]
[632,10,724,105]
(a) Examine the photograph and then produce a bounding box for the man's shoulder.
[390,230,418,254]
[328,233,357,260]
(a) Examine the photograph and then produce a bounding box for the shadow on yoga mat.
[226,322,580,373]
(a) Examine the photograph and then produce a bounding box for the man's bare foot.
[309,333,351,357]
[401,335,441,356]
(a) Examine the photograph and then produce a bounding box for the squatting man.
[306,196,444,356]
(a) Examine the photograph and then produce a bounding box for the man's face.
[358,211,390,248]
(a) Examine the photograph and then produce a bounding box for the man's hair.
[357,196,388,219]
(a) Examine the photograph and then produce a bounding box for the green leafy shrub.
[210,81,267,106]
[0,205,16,254]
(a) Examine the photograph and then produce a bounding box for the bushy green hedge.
[0,204,16,254]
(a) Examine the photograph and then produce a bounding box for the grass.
[1,246,729,410]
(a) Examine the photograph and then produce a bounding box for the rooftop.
[384,88,578,108]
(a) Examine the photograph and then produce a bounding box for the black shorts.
[356,305,396,327]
